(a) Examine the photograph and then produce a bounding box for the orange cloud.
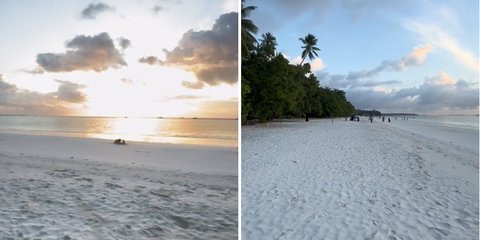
[425,70,457,85]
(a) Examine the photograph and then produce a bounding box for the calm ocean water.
[411,115,479,130]
[0,116,238,147]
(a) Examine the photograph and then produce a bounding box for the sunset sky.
[0,0,237,118]
[249,0,479,115]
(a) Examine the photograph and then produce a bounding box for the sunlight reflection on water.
[0,116,237,147]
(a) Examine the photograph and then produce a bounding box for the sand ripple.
[242,119,478,239]
[0,154,237,239]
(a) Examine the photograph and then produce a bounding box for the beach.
[242,118,478,239]
[0,132,238,239]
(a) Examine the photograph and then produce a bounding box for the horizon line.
[0,114,238,120]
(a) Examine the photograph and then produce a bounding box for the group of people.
[349,116,360,121]
[350,115,414,123]
[366,116,391,123]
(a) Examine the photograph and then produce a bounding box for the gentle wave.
[412,115,479,130]
[0,116,238,147]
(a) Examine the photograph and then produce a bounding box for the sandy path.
[242,119,478,240]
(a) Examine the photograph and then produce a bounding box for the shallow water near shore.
[0,116,237,147]
[402,115,478,130]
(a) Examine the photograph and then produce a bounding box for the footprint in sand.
[140,225,164,238]
[75,177,93,182]
[455,218,470,229]
[169,214,190,229]
[429,227,449,238]
[456,209,470,218]
[104,182,123,189]
[384,207,394,216]
[47,169,80,178]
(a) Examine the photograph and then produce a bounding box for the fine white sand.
[0,132,237,239]
[242,118,478,239]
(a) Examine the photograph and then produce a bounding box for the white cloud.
[404,20,480,71]
[284,55,325,71]
[319,44,434,89]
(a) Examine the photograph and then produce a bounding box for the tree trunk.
[299,57,306,65]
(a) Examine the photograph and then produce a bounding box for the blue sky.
[0,0,237,117]
[247,0,479,114]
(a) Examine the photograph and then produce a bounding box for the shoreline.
[242,119,478,239]
[0,128,238,148]
[377,117,478,155]
[0,132,237,176]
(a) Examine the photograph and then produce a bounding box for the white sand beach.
[0,133,237,239]
[242,118,478,239]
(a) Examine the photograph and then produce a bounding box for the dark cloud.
[81,3,114,19]
[194,64,238,85]
[455,80,469,89]
[0,75,86,115]
[0,75,18,108]
[18,68,45,75]
[182,81,205,89]
[151,0,182,14]
[37,32,126,72]
[140,12,238,89]
[345,72,479,113]
[139,56,161,65]
[0,74,17,92]
[359,80,401,87]
[118,38,131,50]
[152,5,163,14]
[120,78,133,84]
[164,12,237,65]
[54,80,87,103]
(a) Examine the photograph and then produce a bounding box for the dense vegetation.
[354,109,419,116]
[355,109,382,116]
[241,1,355,123]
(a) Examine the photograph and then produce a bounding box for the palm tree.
[259,32,277,59]
[299,33,321,65]
[241,0,258,59]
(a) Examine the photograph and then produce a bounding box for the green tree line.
[241,0,355,123]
